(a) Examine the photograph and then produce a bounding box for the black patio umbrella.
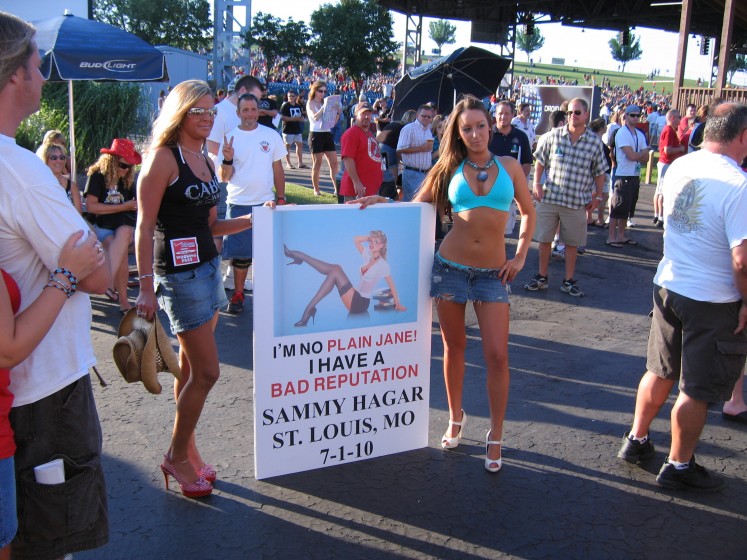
[392,46,510,119]
[34,13,169,175]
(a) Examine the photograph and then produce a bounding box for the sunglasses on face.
[47,155,64,161]
[566,110,583,116]
[118,162,133,170]
[187,107,218,117]
[628,113,641,118]
[317,89,327,94]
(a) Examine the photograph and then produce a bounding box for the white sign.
[252,203,436,480]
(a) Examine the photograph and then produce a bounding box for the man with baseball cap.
[340,102,383,202]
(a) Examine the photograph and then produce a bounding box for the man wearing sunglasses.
[526,98,606,297]
[607,105,650,246]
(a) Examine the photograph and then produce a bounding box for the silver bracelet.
[139,274,154,280]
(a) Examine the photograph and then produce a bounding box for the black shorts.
[309,131,335,154]
[647,286,747,401]
[9,375,109,558]
[610,176,639,219]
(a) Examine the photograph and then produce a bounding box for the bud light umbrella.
[392,46,510,119]
[33,13,169,176]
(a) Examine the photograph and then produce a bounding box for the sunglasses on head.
[187,107,218,117]
[118,162,133,170]
[566,110,583,116]
[47,155,64,161]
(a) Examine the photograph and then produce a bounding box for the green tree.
[515,27,545,61]
[309,0,399,95]
[17,82,148,170]
[728,53,747,85]
[428,19,456,55]
[92,0,212,52]
[609,30,643,73]
[243,13,310,77]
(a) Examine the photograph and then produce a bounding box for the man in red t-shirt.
[340,102,384,201]
[654,109,687,226]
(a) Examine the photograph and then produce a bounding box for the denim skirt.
[430,253,510,304]
[156,255,228,334]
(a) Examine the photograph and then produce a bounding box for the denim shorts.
[0,456,16,548]
[430,253,510,304]
[93,225,115,242]
[223,204,261,260]
[156,255,227,334]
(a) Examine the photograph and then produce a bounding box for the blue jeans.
[402,169,427,202]
[0,456,16,548]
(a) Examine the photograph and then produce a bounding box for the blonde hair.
[150,80,213,151]
[88,152,135,190]
[41,129,66,147]
[0,12,35,91]
[419,95,492,213]
[43,142,66,162]
[369,230,388,260]
[431,114,446,139]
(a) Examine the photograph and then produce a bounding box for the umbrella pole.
[68,80,76,180]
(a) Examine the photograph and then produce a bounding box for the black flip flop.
[605,241,623,248]
[622,239,638,245]
[723,411,747,425]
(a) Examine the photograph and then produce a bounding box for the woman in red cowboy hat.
[84,138,141,314]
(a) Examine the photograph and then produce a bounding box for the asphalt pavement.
[78,177,747,560]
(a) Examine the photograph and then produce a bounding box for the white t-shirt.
[615,125,648,176]
[357,248,391,298]
[207,97,239,161]
[307,100,327,132]
[220,125,287,205]
[511,116,536,146]
[0,134,96,406]
[655,150,747,303]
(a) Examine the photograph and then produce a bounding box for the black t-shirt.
[257,97,279,129]
[377,122,405,150]
[488,125,533,165]
[280,102,304,135]
[154,147,220,275]
[83,172,136,230]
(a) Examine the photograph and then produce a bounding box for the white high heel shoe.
[441,410,467,449]
[485,430,502,472]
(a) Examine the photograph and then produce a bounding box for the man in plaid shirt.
[524,98,607,297]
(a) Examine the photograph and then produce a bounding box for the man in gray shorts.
[280,90,307,169]
[525,98,607,297]
[617,103,747,491]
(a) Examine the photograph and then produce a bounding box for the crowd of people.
[1,9,746,560]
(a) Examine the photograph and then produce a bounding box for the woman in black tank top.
[135,80,275,499]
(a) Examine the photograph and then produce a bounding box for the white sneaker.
[627,218,636,228]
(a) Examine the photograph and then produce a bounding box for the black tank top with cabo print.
[153,147,220,275]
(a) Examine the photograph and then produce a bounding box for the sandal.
[605,241,623,248]
[441,410,467,449]
[105,288,119,302]
[622,239,638,245]
[485,431,502,473]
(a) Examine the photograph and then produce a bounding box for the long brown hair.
[88,153,135,190]
[419,95,493,212]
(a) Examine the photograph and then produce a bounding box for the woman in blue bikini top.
[355,95,535,473]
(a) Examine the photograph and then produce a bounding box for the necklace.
[464,154,495,181]
[178,144,203,156]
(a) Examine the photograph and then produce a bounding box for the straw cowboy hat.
[100,138,142,165]
[113,308,181,394]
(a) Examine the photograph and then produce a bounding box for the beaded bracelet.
[44,279,73,298]
[51,267,77,294]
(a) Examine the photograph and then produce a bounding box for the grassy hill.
[512,61,699,95]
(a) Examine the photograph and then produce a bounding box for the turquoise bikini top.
[448,157,514,213]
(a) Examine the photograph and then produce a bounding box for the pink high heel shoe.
[160,455,213,498]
